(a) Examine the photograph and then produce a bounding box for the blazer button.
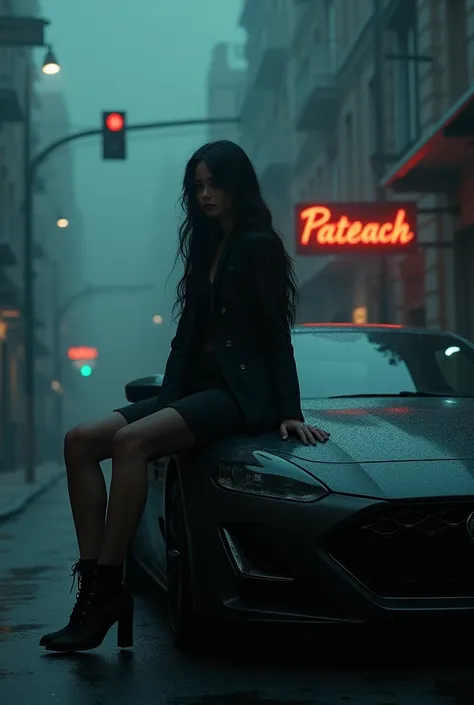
[220,307,227,314]
[226,340,232,347]
[240,363,246,370]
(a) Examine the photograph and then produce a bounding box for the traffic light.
[102,111,126,160]
[68,347,98,377]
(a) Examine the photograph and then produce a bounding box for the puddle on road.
[5,565,55,579]
[168,695,313,705]
[0,622,46,633]
[434,676,474,705]
[0,565,55,623]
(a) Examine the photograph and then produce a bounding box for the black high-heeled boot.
[39,558,97,646]
[43,565,134,653]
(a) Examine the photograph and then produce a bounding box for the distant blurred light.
[445,346,460,357]
[80,365,93,377]
[153,314,163,325]
[42,47,61,75]
[352,306,367,325]
[51,380,62,393]
[57,218,69,228]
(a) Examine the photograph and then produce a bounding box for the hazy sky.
[37,0,244,416]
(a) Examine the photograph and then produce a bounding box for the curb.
[0,467,65,523]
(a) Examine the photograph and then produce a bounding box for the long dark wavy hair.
[173,140,298,326]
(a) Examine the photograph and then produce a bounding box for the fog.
[38,0,244,419]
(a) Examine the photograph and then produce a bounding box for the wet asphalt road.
[1,475,474,705]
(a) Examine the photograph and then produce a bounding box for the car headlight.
[215,451,328,503]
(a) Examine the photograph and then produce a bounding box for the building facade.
[33,90,84,460]
[0,0,41,471]
[207,41,246,145]
[0,1,83,469]
[238,0,294,241]
[237,0,474,339]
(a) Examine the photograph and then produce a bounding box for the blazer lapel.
[209,235,235,312]
[212,235,234,286]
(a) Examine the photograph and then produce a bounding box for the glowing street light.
[56,218,69,228]
[153,314,163,325]
[51,380,63,393]
[42,46,61,75]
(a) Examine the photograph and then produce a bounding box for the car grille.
[328,500,474,598]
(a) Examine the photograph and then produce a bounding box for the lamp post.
[23,46,61,483]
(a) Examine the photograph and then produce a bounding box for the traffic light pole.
[24,115,240,482]
[52,281,153,455]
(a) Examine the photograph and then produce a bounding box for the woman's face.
[195,161,232,220]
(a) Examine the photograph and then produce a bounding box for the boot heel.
[117,607,134,648]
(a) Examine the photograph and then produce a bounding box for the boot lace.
[69,562,92,622]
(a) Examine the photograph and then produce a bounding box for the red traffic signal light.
[102,111,126,159]
[105,112,124,131]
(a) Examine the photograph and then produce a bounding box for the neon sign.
[67,346,99,361]
[295,203,417,254]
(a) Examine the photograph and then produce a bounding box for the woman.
[39,140,330,653]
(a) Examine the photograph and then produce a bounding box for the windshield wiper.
[328,392,456,399]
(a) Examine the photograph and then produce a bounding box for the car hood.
[257,397,474,500]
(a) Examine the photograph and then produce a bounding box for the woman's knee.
[64,424,97,460]
[64,413,126,462]
[111,425,146,460]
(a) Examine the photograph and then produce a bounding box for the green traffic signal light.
[80,365,92,377]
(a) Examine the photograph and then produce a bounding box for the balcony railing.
[247,12,290,89]
[294,41,340,131]
[253,130,290,189]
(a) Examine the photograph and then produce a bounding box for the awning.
[381,84,474,193]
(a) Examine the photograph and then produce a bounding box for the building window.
[345,114,354,198]
[447,0,468,102]
[368,78,378,192]
[327,0,338,70]
[328,151,339,200]
[392,3,419,154]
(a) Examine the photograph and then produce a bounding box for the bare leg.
[64,412,127,559]
[98,407,196,566]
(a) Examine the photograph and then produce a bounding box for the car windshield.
[292,330,474,399]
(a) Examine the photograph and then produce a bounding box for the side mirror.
[125,374,164,403]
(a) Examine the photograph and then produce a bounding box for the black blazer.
[159,230,304,433]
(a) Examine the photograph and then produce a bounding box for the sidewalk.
[0,462,65,522]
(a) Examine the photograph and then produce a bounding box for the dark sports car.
[124,323,474,648]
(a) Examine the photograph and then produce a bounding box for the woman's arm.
[245,234,304,422]
[159,301,193,407]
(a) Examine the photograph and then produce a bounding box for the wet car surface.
[0,473,473,704]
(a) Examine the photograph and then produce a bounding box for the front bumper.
[183,471,474,624]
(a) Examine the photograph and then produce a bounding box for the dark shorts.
[114,352,245,443]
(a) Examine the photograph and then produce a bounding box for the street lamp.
[23,45,61,483]
[42,46,60,75]
[56,218,69,228]
[152,314,163,325]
